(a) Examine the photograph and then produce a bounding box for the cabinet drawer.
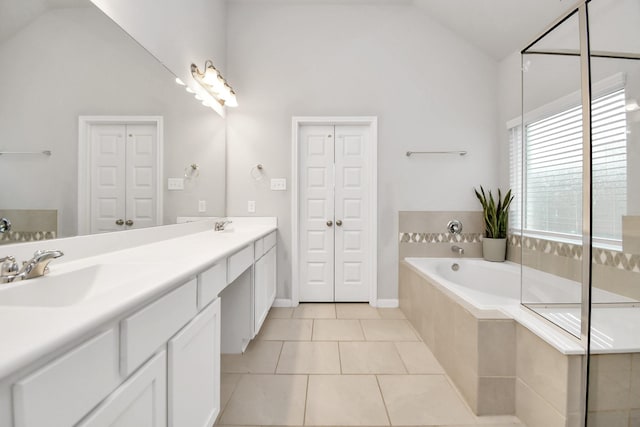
[13,329,120,427]
[254,238,264,261]
[121,280,197,376]
[227,245,253,284]
[263,231,276,251]
[198,262,226,310]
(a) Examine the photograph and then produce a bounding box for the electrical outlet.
[198,200,206,212]
[167,178,184,190]
[270,178,287,191]
[248,200,256,213]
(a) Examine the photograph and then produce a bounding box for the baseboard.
[374,299,399,308]
[272,298,294,307]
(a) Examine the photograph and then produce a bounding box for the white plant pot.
[482,238,507,262]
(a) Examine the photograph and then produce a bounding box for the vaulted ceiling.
[412,0,574,60]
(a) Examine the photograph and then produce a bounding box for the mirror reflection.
[0,0,225,244]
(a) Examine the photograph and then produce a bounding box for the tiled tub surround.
[0,209,57,244]
[508,233,640,301]
[400,259,640,427]
[399,211,485,259]
[399,210,640,301]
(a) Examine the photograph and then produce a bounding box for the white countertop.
[0,218,277,380]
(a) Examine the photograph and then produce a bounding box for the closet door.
[299,125,335,301]
[90,124,127,233]
[88,122,159,234]
[334,125,371,302]
[125,124,158,230]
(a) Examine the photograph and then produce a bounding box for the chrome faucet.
[214,219,233,231]
[0,217,11,234]
[451,245,464,256]
[0,250,64,283]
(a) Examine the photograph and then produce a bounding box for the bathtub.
[399,257,640,425]
[403,257,639,352]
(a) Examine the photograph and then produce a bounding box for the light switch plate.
[270,178,287,191]
[168,178,184,190]
[198,200,206,212]
[248,200,256,213]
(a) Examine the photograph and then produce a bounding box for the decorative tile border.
[399,232,483,244]
[0,231,57,244]
[508,234,640,273]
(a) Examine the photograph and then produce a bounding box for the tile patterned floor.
[216,303,525,427]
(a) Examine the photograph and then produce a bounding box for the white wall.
[0,6,225,237]
[90,0,227,103]
[225,1,499,301]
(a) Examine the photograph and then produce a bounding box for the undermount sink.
[0,264,150,308]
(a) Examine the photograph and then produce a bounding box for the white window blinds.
[509,88,627,242]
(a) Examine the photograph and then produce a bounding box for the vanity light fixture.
[191,60,238,108]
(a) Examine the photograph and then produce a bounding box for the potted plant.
[474,186,514,262]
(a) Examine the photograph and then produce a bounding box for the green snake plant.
[474,186,514,239]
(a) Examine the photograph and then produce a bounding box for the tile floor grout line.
[273,340,285,374]
[358,319,367,341]
[375,374,393,426]
[391,341,410,375]
[215,372,243,425]
[302,374,310,426]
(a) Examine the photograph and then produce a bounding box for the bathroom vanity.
[0,218,277,427]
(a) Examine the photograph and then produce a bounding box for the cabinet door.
[254,246,277,335]
[265,246,277,309]
[168,299,221,427]
[254,255,266,335]
[78,351,167,427]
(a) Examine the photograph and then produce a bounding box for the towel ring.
[250,164,264,181]
[184,164,200,179]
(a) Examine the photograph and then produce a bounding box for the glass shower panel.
[586,0,640,424]
[520,12,585,338]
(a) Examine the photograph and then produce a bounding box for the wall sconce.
[191,60,238,108]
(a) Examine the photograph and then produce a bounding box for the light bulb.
[186,87,194,94]
[225,91,238,107]
[175,77,185,86]
[194,94,203,101]
[219,83,233,101]
[202,66,219,86]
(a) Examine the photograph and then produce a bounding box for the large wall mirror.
[0,0,225,244]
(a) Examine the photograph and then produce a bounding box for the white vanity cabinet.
[0,222,277,427]
[168,299,221,427]
[12,329,121,427]
[254,232,277,335]
[77,351,167,427]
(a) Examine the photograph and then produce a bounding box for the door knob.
[125,220,134,226]
[336,220,343,226]
[115,219,124,226]
[326,220,333,227]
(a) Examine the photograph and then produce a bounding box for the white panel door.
[89,122,158,234]
[334,125,370,301]
[125,124,157,230]
[298,124,371,302]
[90,124,126,233]
[299,126,335,302]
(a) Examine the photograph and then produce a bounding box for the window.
[509,88,627,244]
